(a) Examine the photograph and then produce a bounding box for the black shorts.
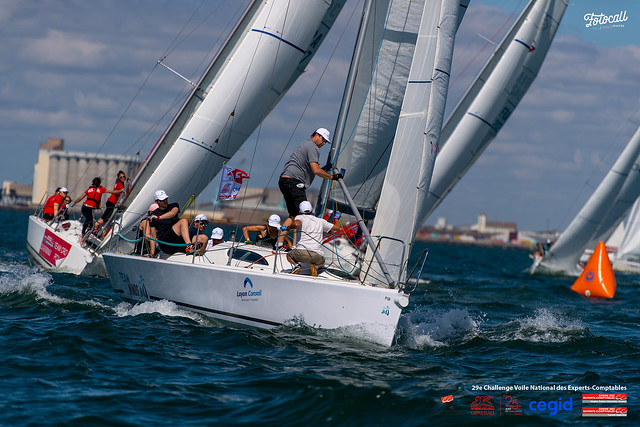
[158,228,186,255]
[279,176,307,218]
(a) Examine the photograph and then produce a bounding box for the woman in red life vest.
[42,187,68,221]
[94,170,127,234]
[70,177,121,236]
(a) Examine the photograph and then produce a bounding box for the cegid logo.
[529,397,573,415]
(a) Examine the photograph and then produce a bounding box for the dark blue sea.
[1,210,637,425]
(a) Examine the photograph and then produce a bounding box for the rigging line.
[260,0,364,198]
[69,62,163,196]
[450,0,524,89]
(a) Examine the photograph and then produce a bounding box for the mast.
[316,0,377,217]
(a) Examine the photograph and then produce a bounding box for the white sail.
[326,0,422,214]
[118,0,346,236]
[365,0,467,285]
[616,198,640,263]
[582,126,640,250]
[420,0,567,223]
[534,128,640,275]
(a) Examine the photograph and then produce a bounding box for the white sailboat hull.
[103,252,408,347]
[25,215,106,276]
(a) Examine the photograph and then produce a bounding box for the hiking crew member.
[42,187,68,221]
[95,171,126,233]
[71,177,119,235]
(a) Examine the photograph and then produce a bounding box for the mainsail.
[420,0,567,223]
[534,126,640,275]
[115,0,346,238]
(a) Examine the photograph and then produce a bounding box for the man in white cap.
[278,128,343,239]
[206,227,225,250]
[282,200,341,276]
[242,213,292,250]
[146,190,196,256]
[188,214,209,255]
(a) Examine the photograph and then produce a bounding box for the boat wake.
[398,307,481,349]
[493,308,588,343]
[0,261,53,301]
[113,300,208,324]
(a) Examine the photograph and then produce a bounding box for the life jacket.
[107,180,124,205]
[43,194,62,215]
[84,186,104,208]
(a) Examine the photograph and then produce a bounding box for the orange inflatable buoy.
[571,241,616,298]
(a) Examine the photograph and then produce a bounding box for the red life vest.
[84,186,106,208]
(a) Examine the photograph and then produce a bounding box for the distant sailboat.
[613,197,640,273]
[531,126,640,275]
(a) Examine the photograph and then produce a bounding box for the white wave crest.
[401,308,480,349]
[113,300,204,323]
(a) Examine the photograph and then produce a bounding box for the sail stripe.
[435,68,450,77]
[250,29,306,53]
[466,112,493,128]
[179,138,232,159]
[408,80,433,84]
[514,38,532,50]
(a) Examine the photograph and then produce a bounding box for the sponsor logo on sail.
[441,395,453,403]
[582,407,627,417]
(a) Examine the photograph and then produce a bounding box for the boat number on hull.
[381,305,390,316]
[119,272,149,300]
[237,277,262,302]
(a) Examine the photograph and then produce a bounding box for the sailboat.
[531,126,640,275]
[102,0,468,347]
[614,198,640,272]
[25,0,347,276]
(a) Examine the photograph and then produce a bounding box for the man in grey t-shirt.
[278,128,342,233]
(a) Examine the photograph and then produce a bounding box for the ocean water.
[2,209,638,425]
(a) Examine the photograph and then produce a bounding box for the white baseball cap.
[211,227,224,240]
[299,201,313,214]
[267,214,281,228]
[59,187,68,193]
[315,128,331,143]
[194,214,208,223]
[154,190,168,201]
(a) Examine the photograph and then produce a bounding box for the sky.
[1,0,639,232]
